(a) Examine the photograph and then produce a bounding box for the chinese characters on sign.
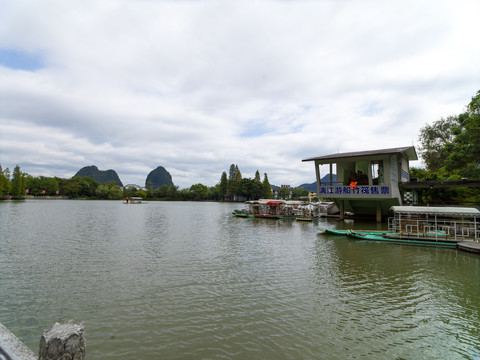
[319,186,390,196]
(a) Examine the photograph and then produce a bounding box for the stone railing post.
[38,320,85,360]
[0,321,37,360]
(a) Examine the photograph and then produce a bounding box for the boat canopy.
[390,206,480,217]
[245,200,286,204]
[245,200,308,205]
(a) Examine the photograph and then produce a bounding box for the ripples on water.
[1,200,480,359]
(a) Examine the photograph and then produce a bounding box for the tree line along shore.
[0,163,310,202]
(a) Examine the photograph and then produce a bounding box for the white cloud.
[1,0,479,188]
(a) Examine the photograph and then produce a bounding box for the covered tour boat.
[233,200,324,220]
[123,197,146,204]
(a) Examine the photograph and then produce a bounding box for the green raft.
[348,230,457,248]
[318,227,385,236]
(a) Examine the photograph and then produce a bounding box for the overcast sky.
[1,0,479,188]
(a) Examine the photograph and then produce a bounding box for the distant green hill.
[297,174,338,191]
[145,166,174,189]
[74,165,123,187]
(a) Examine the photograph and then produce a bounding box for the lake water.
[1,200,479,359]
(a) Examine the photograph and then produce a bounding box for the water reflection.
[0,200,479,359]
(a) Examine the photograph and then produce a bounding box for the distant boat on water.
[123,197,147,204]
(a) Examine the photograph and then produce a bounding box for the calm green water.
[1,200,480,359]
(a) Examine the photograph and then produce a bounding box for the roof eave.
[302,146,418,163]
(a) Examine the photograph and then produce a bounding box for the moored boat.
[232,209,253,218]
[317,228,385,236]
[233,199,322,220]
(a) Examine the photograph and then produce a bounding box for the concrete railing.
[0,321,85,360]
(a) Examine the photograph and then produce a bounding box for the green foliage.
[189,183,209,201]
[159,185,169,198]
[25,176,59,196]
[146,181,153,196]
[58,176,99,198]
[123,185,139,198]
[135,189,147,198]
[10,165,26,197]
[277,187,291,199]
[96,181,123,199]
[167,185,178,200]
[291,188,309,199]
[218,171,228,200]
[262,173,272,198]
[222,165,273,201]
[252,170,263,200]
[418,90,480,180]
[227,164,242,198]
[418,116,459,172]
[446,91,480,175]
[0,165,11,195]
[149,184,178,200]
[239,178,254,199]
[409,165,480,205]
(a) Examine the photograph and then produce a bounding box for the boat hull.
[349,230,457,248]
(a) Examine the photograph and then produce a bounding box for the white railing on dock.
[388,217,479,241]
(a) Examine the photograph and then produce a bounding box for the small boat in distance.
[232,209,253,218]
[123,197,147,204]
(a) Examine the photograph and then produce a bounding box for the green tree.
[207,186,219,200]
[277,186,291,200]
[262,173,272,198]
[226,164,243,200]
[228,164,236,181]
[292,188,309,200]
[189,183,209,200]
[167,185,178,200]
[239,178,254,200]
[0,165,11,196]
[417,90,480,180]
[24,176,59,196]
[159,184,169,198]
[232,165,242,198]
[123,185,139,198]
[58,177,81,198]
[96,181,123,199]
[218,171,228,200]
[146,180,153,198]
[10,165,26,197]
[178,188,191,201]
[444,90,480,177]
[253,170,263,200]
[418,115,459,172]
[78,177,99,197]
[58,176,99,198]
[135,189,147,198]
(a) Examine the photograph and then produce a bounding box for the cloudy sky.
[1,0,479,188]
